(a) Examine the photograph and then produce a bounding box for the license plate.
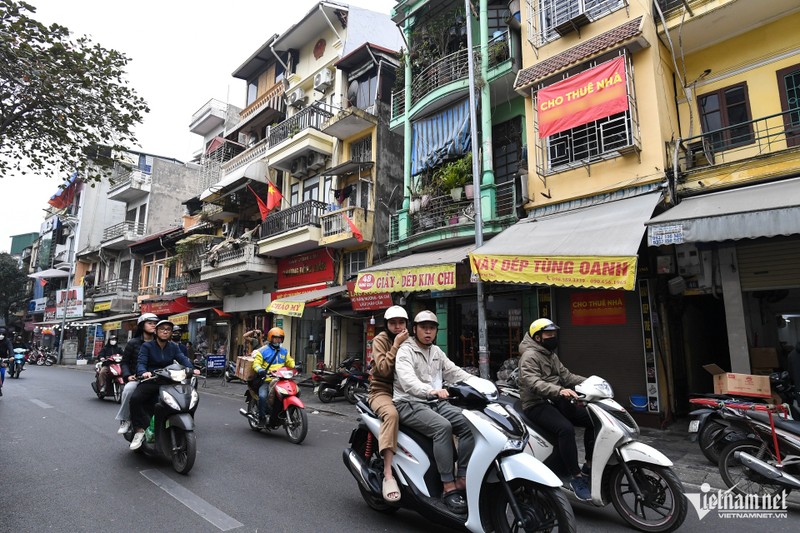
[688,420,700,433]
[314,385,319,394]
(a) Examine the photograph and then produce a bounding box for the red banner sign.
[277,249,334,289]
[346,281,393,311]
[537,56,628,138]
[570,291,627,326]
[140,296,190,315]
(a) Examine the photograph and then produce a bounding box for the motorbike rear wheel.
[170,428,197,475]
[345,382,367,404]
[246,398,261,431]
[718,438,789,498]
[318,386,336,403]
[489,480,576,533]
[284,405,308,444]
[608,462,687,533]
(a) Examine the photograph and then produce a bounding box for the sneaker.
[117,420,131,435]
[569,476,591,501]
[129,431,145,450]
[581,463,592,477]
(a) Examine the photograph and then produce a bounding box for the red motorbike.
[239,367,308,444]
[91,354,125,403]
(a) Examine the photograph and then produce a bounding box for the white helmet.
[384,306,408,321]
[137,312,159,325]
[413,310,438,325]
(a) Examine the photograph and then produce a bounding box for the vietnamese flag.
[40,278,48,287]
[247,184,270,221]
[266,180,283,211]
[343,213,363,242]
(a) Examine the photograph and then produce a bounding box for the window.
[777,63,800,148]
[354,72,378,110]
[302,176,320,202]
[290,182,300,205]
[323,176,334,205]
[350,135,372,162]
[529,0,625,46]
[698,84,753,151]
[343,250,367,281]
[492,117,522,185]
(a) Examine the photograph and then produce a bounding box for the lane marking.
[141,469,243,531]
[30,399,53,409]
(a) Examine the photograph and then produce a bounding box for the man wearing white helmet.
[113,312,158,435]
[368,305,409,503]
[393,310,474,514]
[518,318,592,501]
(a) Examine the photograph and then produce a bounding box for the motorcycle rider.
[172,326,189,358]
[252,327,294,428]
[115,313,158,434]
[0,328,13,395]
[518,318,593,501]
[393,310,474,514]
[368,305,409,503]
[95,335,123,394]
[129,320,198,450]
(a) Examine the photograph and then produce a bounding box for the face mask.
[540,337,559,352]
[110,340,117,345]
[270,341,281,349]
[0,335,4,340]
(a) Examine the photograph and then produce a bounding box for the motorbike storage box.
[236,355,256,381]
[703,364,771,399]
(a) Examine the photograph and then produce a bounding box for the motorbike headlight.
[189,389,199,410]
[161,390,180,410]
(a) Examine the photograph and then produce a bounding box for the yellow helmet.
[529,318,559,338]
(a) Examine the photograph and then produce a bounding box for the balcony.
[92,278,134,296]
[189,98,228,136]
[200,242,276,282]
[107,169,151,203]
[319,206,373,248]
[228,83,285,140]
[257,200,327,258]
[165,275,189,292]
[675,108,800,191]
[101,221,146,250]
[321,105,378,140]
[89,278,136,313]
[265,105,335,172]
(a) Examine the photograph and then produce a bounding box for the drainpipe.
[402,20,413,215]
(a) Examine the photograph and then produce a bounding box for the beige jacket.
[393,337,471,403]
[518,333,585,410]
[369,331,397,396]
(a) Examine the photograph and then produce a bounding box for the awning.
[646,178,800,246]
[168,306,222,326]
[200,160,268,202]
[28,268,70,279]
[267,285,347,317]
[354,244,474,294]
[470,193,662,290]
[72,313,138,326]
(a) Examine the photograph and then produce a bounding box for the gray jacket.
[393,337,472,403]
[518,333,585,410]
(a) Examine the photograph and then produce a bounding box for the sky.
[0,0,400,252]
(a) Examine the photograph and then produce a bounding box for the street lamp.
[56,216,78,365]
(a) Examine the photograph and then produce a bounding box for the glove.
[258,369,267,377]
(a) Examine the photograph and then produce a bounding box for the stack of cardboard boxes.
[235,355,255,381]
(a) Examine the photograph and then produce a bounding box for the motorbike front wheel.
[489,480,576,533]
[246,398,261,431]
[284,405,308,444]
[345,382,367,404]
[718,438,789,498]
[170,428,197,475]
[318,386,336,403]
[608,462,687,533]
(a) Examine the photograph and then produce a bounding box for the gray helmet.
[137,312,159,325]
[413,310,438,325]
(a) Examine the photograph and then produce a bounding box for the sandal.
[442,489,467,514]
[382,477,401,503]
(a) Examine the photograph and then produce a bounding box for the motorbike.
[91,354,125,403]
[224,358,240,382]
[122,364,200,474]
[34,347,56,366]
[8,348,26,378]
[239,366,308,444]
[313,356,367,404]
[344,376,576,532]
[499,376,687,533]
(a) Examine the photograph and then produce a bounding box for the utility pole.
[56,217,77,365]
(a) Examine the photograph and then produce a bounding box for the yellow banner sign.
[103,321,122,331]
[93,301,112,312]
[354,264,456,294]
[470,254,638,290]
[169,313,189,325]
[267,300,305,317]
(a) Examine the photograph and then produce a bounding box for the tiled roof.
[515,17,644,90]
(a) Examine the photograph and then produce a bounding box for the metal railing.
[138,285,163,296]
[261,200,328,238]
[165,275,189,292]
[238,83,285,122]
[93,278,133,295]
[102,221,146,242]
[675,108,800,176]
[320,206,367,239]
[181,241,211,272]
[267,105,333,148]
[108,169,151,193]
[655,0,692,14]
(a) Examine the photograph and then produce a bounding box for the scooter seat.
[513,399,559,444]
[749,411,800,435]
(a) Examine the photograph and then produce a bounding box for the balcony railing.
[320,206,367,239]
[200,242,274,281]
[92,278,133,295]
[675,108,800,176]
[138,285,163,296]
[102,221,146,242]
[261,200,328,238]
[655,0,691,14]
[165,275,189,292]
[267,105,334,148]
[238,83,285,123]
[108,169,151,193]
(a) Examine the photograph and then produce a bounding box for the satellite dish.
[346,80,359,108]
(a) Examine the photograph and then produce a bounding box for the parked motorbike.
[224,358,240,382]
[33,347,56,366]
[499,375,687,533]
[122,364,199,474]
[313,356,367,404]
[8,348,26,378]
[344,376,576,532]
[91,354,125,403]
[239,366,308,444]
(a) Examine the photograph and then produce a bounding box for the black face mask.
[540,337,559,352]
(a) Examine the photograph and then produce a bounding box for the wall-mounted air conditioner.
[291,156,308,178]
[313,68,334,93]
[287,88,306,108]
[307,151,327,171]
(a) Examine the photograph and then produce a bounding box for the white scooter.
[499,376,687,532]
[344,376,577,532]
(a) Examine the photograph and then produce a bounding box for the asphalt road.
[0,366,796,532]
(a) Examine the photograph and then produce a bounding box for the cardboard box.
[235,355,255,381]
[749,347,779,369]
[703,364,771,399]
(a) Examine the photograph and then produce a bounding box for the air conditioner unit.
[291,156,308,178]
[307,151,327,171]
[313,68,334,92]
[287,88,306,108]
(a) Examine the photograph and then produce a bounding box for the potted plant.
[407,183,421,214]
[434,157,468,201]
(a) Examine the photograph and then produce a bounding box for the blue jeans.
[258,380,275,419]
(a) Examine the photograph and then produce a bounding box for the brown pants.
[368,389,399,455]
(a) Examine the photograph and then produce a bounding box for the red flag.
[39,278,48,287]
[48,173,79,209]
[266,180,283,211]
[343,213,363,242]
[247,184,270,221]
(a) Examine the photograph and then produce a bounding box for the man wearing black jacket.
[114,313,158,434]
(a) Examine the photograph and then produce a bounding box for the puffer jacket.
[518,333,585,410]
[121,336,144,379]
[393,337,471,403]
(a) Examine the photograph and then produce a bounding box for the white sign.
[55,286,84,319]
[648,224,684,246]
